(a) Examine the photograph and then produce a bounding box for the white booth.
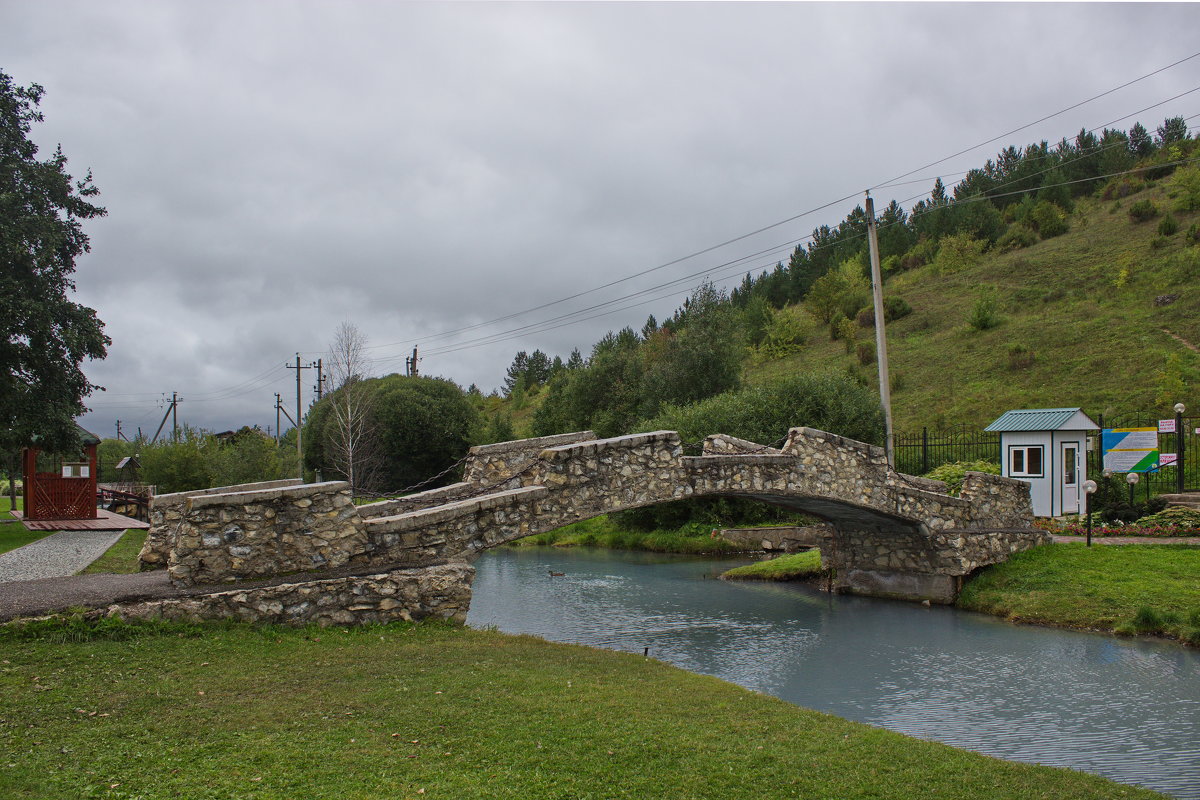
[984,407,1099,517]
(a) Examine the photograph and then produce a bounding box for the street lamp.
[1082,479,1098,546]
[1126,471,1140,506]
[1175,403,1186,495]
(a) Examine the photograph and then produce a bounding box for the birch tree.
[326,322,380,495]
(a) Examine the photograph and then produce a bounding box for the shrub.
[996,224,1038,252]
[1158,213,1179,237]
[968,288,1001,331]
[1007,342,1035,369]
[932,232,986,275]
[900,237,939,271]
[1169,164,1200,212]
[1187,223,1199,246]
[855,307,874,328]
[1031,201,1069,239]
[829,311,848,341]
[1150,236,1169,250]
[923,460,1001,496]
[856,341,875,366]
[1100,177,1144,201]
[1137,506,1200,531]
[758,307,811,359]
[1128,199,1159,222]
[836,317,858,353]
[884,295,912,321]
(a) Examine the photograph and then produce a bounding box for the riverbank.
[956,542,1200,643]
[513,516,750,554]
[0,617,1160,799]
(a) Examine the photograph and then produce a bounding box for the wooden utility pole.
[865,193,895,467]
[286,355,316,480]
[149,392,182,445]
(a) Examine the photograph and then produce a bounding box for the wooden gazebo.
[21,424,100,521]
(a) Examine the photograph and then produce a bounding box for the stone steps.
[1157,493,1200,510]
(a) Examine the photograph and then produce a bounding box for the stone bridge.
[123,428,1047,626]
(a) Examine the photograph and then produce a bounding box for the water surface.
[467,546,1200,799]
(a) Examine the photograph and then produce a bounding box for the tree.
[1156,116,1188,147]
[1129,122,1154,158]
[0,71,109,461]
[324,322,381,495]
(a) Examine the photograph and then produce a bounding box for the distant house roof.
[76,424,102,445]
[115,455,140,470]
[985,408,1100,433]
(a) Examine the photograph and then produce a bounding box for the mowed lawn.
[0,620,1161,800]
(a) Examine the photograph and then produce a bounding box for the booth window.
[1009,445,1044,478]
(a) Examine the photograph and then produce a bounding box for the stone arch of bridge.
[472,487,925,554]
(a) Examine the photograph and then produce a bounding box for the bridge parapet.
[356,482,478,519]
[464,431,595,486]
[166,481,365,586]
[140,478,304,571]
[702,433,782,455]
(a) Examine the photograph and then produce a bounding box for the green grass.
[958,543,1200,643]
[514,515,747,554]
[721,550,824,581]
[79,530,148,574]
[0,495,50,555]
[745,186,1200,430]
[0,618,1160,799]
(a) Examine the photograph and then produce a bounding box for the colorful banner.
[1102,427,1160,473]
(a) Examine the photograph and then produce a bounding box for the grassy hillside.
[747,183,1200,431]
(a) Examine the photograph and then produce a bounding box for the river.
[466,546,1200,799]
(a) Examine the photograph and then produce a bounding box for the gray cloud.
[1,0,1195,437]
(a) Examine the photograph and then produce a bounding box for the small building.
[984,407,1099,517]
[21,424,101,521]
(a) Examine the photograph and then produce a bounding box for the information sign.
[1101,427,1160,473]
[1161,453,1178,467]
[1159,419,1177,434]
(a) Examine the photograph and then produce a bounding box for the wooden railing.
[26,473,96,520]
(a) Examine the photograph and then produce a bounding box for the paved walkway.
[1050,534,1200,545]
[0,529,125,584]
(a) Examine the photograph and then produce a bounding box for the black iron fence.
[893,427,1000,477]
[894,412,1198,495]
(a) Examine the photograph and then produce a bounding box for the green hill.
[745,183,1200,431]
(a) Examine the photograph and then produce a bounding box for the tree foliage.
[0,71,109,456]
[306,374,480,491]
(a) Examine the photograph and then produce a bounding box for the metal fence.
[893,427,1001,477]
[894,413,1198,495]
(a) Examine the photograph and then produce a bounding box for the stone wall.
[167,481,367,587]
[105,562,473,627]
[462,431,595,487]
[140,478,303,570]
[713,525,831,553]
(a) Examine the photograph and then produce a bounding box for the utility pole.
[172,390,179,442]
[865,192,895,468]
[285,355,316,480]
[410,346,419,377]
[149,392,182,445]
[314,358,326,401]
[275,393,282,444]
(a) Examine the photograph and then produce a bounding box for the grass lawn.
[957,543,1200,642]
[0,619,1160,800]
[79,530,148,574]
[721,550,824,581]
[0,495,51,555]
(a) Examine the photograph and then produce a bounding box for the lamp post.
[1175,402,1186,495]
[1126,471,1140,506]
[1082,479,1098,546]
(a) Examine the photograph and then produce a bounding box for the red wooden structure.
[21,426,100,521]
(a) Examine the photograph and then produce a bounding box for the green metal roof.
[984,408,1098,433]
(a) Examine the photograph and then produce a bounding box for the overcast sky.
[3,1,1198,439]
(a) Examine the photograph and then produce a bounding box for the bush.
[1137,506,1200,531]
[1150,236,1169,250]
[1187,223,1199,246]
[1158,213,1179,237]
[856,341,875,366]
[899,237,939,271]
[1031,201,1069,239]
[1169,164,1200,212]
[829,311,848,341]
[1129,199,1159,222]
[996,224,1038,252]
[757,306,811,359]
[1007,342,1035,369]
[1099,177,1144,201]
[836,317,858,353]
[923,460,1001,496]
[968,288,1001,331]
[932,232,986,275]
[855,296,912,328]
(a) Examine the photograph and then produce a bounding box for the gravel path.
[0,530,125,584]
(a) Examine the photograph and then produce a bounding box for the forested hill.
[475,117,1200,443]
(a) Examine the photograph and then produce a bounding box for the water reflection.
[467,547,1200,799]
